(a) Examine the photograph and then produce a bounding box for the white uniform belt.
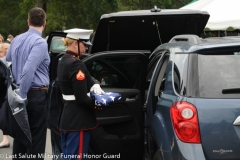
[62,94,76,100]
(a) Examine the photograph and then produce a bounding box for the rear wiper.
[222,88,240,94]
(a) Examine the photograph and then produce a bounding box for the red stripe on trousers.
[78,130,84,160]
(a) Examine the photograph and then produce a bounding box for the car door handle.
[125,97,136,102]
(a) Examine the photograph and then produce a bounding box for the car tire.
[153,150,163,160]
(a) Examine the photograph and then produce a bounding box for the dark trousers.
[60,130,91,160]
[13,90,48,160]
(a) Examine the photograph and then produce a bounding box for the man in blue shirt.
[6,7,49,160]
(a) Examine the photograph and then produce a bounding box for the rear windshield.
[198,54,240,98]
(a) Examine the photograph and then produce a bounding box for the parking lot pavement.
[0,129,52,160]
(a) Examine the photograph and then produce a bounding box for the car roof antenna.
[151,5,161,12]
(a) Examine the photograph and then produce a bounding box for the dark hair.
[28,7,46,27]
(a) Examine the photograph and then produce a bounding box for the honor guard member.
[57,28,104,160]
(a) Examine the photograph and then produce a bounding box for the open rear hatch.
[91,8,209,53]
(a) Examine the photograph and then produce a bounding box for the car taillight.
[170,102,201,143]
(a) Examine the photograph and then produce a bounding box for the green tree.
[118,0,191,10]
[45,0,119,35]
[0,1,22,38]
[0,0,192,38]
[0,0,47,37]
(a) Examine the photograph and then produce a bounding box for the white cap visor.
[82,41,92,46]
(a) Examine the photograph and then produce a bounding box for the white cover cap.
[64,28,93,40]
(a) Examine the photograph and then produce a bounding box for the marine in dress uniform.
[57,28,104,160]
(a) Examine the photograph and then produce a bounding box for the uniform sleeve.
[69,60,95,108]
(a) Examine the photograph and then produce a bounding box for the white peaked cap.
[64,28,93,40]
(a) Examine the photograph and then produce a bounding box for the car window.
[198,54,240,98]
[152,54,171,114]
[160,61,174,95]
[173,54,189,96]
[154,54,171,97]
[50,37,66,52]
[147,51,164,82]
[155,53,189,97]
[85,56,143,89]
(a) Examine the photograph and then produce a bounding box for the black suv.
[47,7,209,160]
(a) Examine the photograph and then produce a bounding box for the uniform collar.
[66,50,79,59]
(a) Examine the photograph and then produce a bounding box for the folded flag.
[90,92,121,107]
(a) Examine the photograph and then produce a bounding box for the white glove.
[90,84,105,95]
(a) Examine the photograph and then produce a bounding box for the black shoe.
[0,143,10,148]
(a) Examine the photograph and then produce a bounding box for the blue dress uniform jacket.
[57,51,97,131]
